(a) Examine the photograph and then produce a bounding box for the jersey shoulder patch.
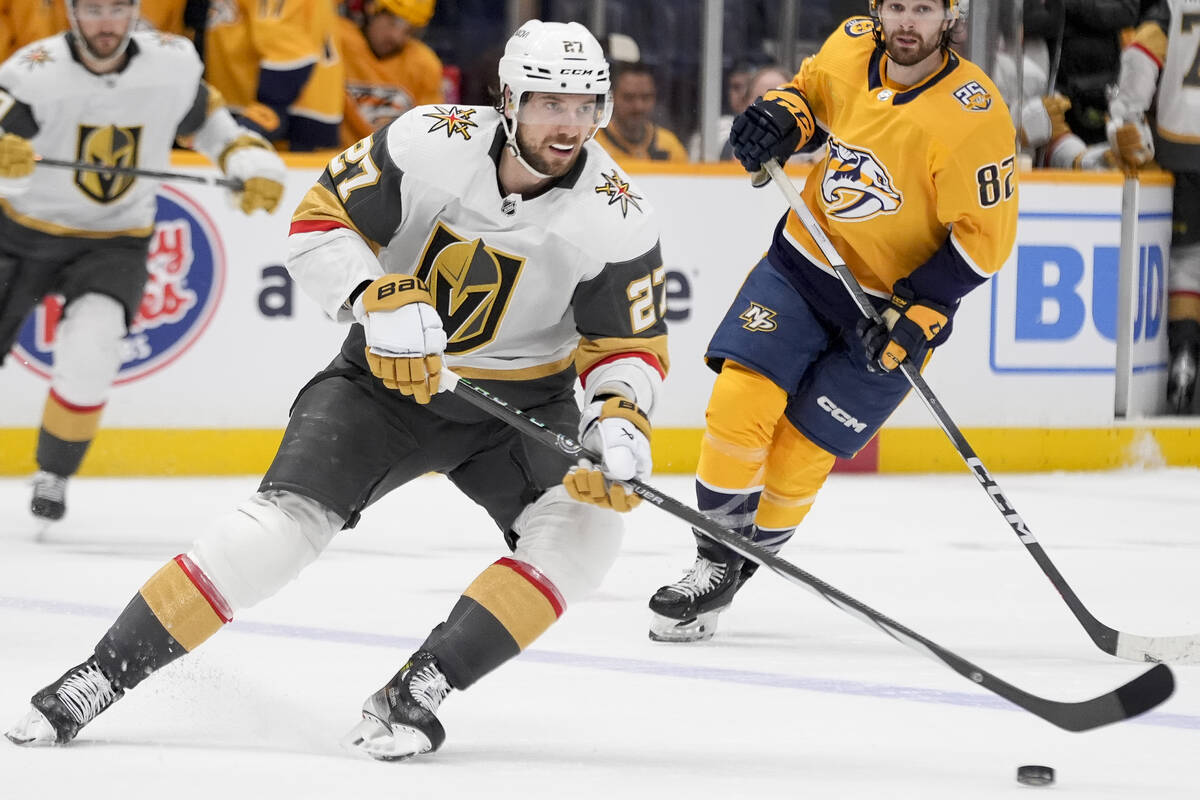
[0,35,69,94]
[842,16,877,38]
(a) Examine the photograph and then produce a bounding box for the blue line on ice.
[4,594,1196,731]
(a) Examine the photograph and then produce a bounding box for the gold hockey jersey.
[774,17,1018,310]
[205,0,343,127]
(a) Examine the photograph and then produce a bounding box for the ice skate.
[30,471,68,529]
[648,553,743,643]
[342,651,452,761]
[6,658,123,746]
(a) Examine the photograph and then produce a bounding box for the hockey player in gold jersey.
[336,0,444,148]
[648,0,1018,642]
[205,0,344,150]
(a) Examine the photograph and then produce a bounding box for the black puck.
[1017,765,1055,786]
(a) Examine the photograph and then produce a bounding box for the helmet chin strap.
[501,115,555,182]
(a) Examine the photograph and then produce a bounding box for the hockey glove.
[1106,115,1154,172]
[354,275,447,403]
[0,132,34,197]
[729,92,814,175]
[220,135,286,215]
[856,280,951,373]
[563,396,652,513]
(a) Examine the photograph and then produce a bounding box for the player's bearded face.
[879,2,948,67]
[75,0,135,59]
[515,93,603,176]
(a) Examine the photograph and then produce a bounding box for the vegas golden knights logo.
[415,222,526,354]
[74,124,143,203]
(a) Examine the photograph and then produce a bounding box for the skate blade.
[5,707,58,747]
[648,611,718,643]
[341,713,432,762]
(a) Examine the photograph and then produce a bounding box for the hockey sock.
[419,557,565,690]
[694,361,789,558]
[740,419,836,581]
[93,555,233,691]
[36,390,103,476]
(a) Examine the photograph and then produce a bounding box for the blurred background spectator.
[337,0,443,147]
[594,61,688,164]
[205,0,344,151]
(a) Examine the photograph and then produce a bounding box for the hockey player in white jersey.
[0,0,286,526]
[1104,0,1200,411]
[6,19,668,761]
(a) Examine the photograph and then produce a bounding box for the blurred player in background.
[205,0,345,150]
[7,19,669,763]
[1104,0,1200,413]
[337,0,444,148]
[0,0,286,529]
[647,0,1017,642]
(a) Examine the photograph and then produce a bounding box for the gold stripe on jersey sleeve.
[575,334,670,377]
[0,198,154,239]
[291,182,380,255]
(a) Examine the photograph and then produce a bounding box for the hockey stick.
[34,156,243,190]
[760,157,1200,664]
[439,369,1173,732]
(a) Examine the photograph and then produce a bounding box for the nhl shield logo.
[415,222,525,354]
[14,186,226,385]
[74,124,143,203]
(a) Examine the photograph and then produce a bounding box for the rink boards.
[1,156,1196,475]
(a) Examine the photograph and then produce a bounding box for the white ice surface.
[1,469,1198,798]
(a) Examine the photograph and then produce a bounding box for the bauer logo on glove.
[354,274,448,403]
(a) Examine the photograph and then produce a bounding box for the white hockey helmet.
[497,19,612,178]
[67,0,141,70]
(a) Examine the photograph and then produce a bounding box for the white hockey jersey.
[287,105,669,397]
[1154,0,1200,169]
[0,32,214,236]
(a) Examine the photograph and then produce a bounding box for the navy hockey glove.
[729,93,814,174]
[856,280,951,373]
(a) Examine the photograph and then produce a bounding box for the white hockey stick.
[760,157,1200,664]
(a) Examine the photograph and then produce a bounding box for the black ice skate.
[6,658,124,746]
[648,553,744,643]
[342,651,453,761]
[30,470,68,525]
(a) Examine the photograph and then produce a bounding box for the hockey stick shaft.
[761,158,1200,664]
[439,369,1173,732]
[34,156,243,190]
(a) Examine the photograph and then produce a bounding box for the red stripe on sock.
[48,389,105,414]
[497,557,565,617]
[174,554,234,623]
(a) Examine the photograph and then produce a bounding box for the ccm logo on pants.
[817,395,867,433]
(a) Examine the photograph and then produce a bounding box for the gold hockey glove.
[856,280,951,373]
[563,397,653,513]
[220,135,286,214]
[0,133,34,197]
[356,275,447,403]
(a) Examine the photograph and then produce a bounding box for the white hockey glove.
[0,132,34,197]
[563,397,652,513]
[1018,94,1071,150]
[1106,114,1154,171]
[220,135,286,215]
[353,274,447,403]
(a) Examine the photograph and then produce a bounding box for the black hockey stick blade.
[759,158,1200,666]
[441,371,1174,732]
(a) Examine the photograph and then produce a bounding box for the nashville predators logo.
[595,170,643,217]
[74,124,143,203]
[820,138,902,222]
[739,302,778,332]
[844,17,876,37]
[423,106,478,140]
[414,222,525,353]
[952,81,993,112]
